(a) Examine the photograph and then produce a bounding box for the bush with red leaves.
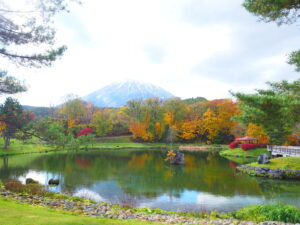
[241,143,256,151]
[229,141,238,149]
[77,128,93,137]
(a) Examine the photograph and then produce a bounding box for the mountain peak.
[83,80,175,107]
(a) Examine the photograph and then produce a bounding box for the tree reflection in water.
[1,150,300,211]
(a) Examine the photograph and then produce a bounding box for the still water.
[1,149,300,212]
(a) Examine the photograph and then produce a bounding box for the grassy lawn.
[0,139,52,156]
[249,157,300,170]
[0,135,225,157]
[222,155,257,164]
[0,136,169,157]
[220,148,269,158]
[0,197,162,225]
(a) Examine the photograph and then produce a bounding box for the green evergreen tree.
[243,0,300,71]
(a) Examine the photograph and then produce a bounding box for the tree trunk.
[4,136,10,149]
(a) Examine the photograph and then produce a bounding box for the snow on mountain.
[82,80,175,107]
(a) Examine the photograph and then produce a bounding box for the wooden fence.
[267,145,300,157]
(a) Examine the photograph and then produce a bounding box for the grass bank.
[0,198,162,225]
[1,194,300,224]
[0,139,52,156]
[237,157,300,179]
[0,135,223,157]
[220,148,269,159]
[249,156,300,170]
[0,136,169,157]
[1,179,300,224]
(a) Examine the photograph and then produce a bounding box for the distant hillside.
[183,97,207,104]
[83,80,175,107]
[22,105,52,117]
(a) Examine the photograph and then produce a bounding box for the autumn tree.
[212,100,238,143]
[33,118,75,150]
[0,98,34,148]
[125,98,164,142]
[58,97,88,130]
[125,99,145,122]
[185,101,208,121]
[202,109,219,143]
[91,109,113,136]
[178,99,237,143]
[144,98,164,140]
[163,98,186,125]
[179,120,203,141]
[129,121,153,142]
[246,123,270,143]
[111,107,130,136]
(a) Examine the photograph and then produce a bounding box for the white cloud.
[2,0,299,106]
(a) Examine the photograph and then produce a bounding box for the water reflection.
[1,150,300,212]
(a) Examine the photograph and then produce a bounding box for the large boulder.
[258,153,270,164]
[48,178,59,185]
[26,178,38,185]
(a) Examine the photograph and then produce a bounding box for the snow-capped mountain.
[82,80,175,107]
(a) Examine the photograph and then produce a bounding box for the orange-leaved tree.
[246,123,270,143]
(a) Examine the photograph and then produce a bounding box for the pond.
[1,149,300,212]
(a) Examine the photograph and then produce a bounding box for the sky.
[3,0,300,106]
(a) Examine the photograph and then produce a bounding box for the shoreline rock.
[237,165,300,180]
[0,188,296,225]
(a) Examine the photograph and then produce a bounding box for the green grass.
[234,202,300,223]
[0,139,52,156]
[0,135,225,157]
[249,157,300,170]
[0,197,163,225]
[0,136,168,157]
[220,148,269,158]
[1,196,300,224]
[222,155,257,164]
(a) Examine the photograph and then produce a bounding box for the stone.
[170,151,185,165]
[268,170,283,179]
[48,178,60,185]
[26,178,39,184]
[258,154,270,164]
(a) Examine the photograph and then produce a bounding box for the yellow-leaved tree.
[246,123,270,143]
[202,109,219,143]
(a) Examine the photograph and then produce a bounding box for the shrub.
[77,128,93,137]
[4,180,45,195]
[229,141,238,149]
[4,180,23,192]
[241,143,256,151]
[24,184,46,195]
[235,202,300,223]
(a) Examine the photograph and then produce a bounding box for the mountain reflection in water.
[1,149,300,212]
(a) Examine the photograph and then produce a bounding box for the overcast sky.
[4,0,300,106]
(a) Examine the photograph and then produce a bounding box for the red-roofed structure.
[235,136,258,143]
